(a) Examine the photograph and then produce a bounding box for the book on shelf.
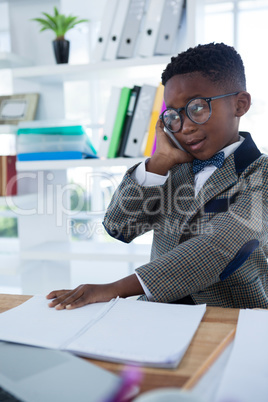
[0,155,17,196]
[98,87,122,158]
[0,295,206,369]
[143,84,164,157]
[117,85,141,157]
[107,87,132,158]
[124,84,157,158]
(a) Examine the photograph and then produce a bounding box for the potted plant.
[31,7,88,64]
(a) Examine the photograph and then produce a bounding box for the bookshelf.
[16,157,146,171]
[0,0,202,293]
[20,241,151,263]
[12,56,171,83]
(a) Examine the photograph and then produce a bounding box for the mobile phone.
[164,127,186,152]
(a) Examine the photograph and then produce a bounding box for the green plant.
[31,7,88,40]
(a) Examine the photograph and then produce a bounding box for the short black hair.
[161,42,246,91]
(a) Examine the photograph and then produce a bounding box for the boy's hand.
[46,274,144,309]
[146,119,193,176]
[46,284,118,309]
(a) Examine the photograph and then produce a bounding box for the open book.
[0,295,206,368]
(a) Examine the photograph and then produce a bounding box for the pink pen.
[103,365,143,402]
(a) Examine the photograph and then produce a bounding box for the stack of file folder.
[16,121,97,161]
[93,0,185,62]
[98,83,164,159]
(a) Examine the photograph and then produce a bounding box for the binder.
[98,87,122,158]
[138,0,166,57]
[151,99,166,156]
[124,84,157,158]
[154,0,185,55]
[151,135,157,155]
[104,0,132,61]
[117,0,147,59]
[0,155,17,196]
[107,87,132,158]
[92,0,119,62]
[118,85,141,157]
[143,84,164,157]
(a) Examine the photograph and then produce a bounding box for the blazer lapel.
[178,154,238,230]
[196,154,238,205]
[171,162,196,215]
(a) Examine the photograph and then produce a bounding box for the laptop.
[0,341,121,402]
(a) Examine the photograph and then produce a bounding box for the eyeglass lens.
[162,98,211,132]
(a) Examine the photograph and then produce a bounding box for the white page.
[0,295,114,349]
[67,298,206,368]
[215,309,268,402]
[0,296,205,368]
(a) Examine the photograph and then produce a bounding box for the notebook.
[0,341,120,402]
[0,295,206,369]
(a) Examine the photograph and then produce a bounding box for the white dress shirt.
[131,136,244,300]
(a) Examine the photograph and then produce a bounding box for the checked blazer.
[103,132,268,309]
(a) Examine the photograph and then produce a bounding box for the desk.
[0,294,239,395]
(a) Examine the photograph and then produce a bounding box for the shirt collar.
[221,135,244,160]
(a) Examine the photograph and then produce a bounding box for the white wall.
[9,0,59,65]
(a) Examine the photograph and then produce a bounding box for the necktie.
[192,151,225,174]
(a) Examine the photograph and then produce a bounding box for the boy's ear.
[235,91,251,117]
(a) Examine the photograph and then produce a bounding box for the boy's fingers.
[46,289,70,299]
[47,291,75,308]
[66,298,88,309]
[54,290,84,310]
[48,288,86,309]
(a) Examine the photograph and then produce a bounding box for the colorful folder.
[118,85,141,157]
[143,84,164,157]
[107,87,132,158]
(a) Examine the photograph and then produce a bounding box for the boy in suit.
[47,42,268,309]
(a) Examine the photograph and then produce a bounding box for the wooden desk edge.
[182,327,236,390]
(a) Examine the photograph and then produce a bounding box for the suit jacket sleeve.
[103,163,168,242]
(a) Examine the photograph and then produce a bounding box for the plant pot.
[53,39,70,64]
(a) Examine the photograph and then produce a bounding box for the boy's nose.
[181,113,197,134]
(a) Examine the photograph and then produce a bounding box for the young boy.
[47,42,268,310]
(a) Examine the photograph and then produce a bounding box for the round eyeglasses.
[160,92,239,133]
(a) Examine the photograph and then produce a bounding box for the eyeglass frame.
[160,92,239,133]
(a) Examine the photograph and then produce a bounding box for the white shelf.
[0,193,37,209]
[16,157,146,171]
[0,52,32,69]
[12,56,171,83]
[21,241,151,263]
